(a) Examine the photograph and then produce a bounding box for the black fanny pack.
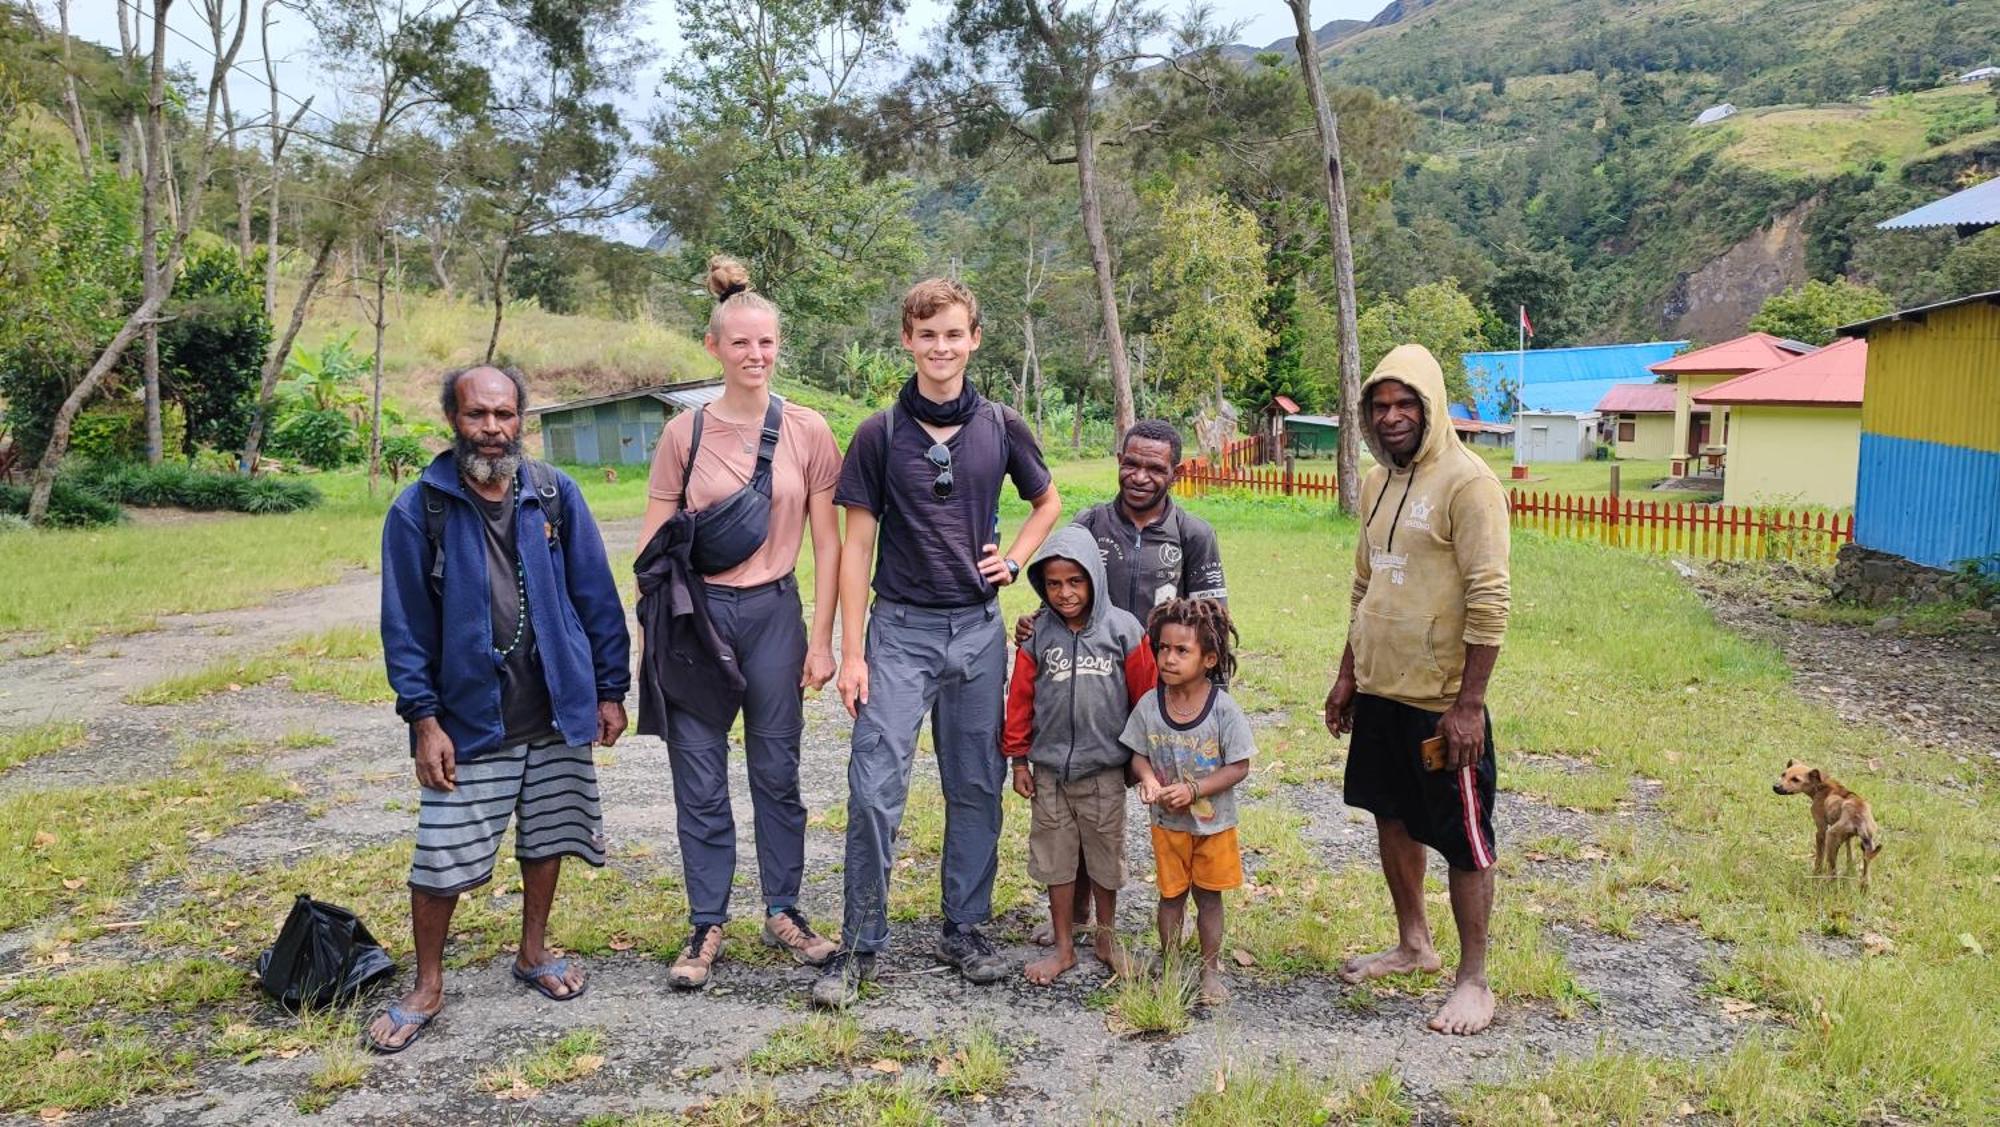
[682,394,784,575]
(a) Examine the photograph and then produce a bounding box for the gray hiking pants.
[840,598,1008,953]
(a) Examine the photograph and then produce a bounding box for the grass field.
[1711,85,2000,180]
[1,455,1996,1120]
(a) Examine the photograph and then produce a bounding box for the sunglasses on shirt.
[925,441,953,500]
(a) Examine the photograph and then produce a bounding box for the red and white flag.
[1519,305,1535,338]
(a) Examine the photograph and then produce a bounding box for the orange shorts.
[1150,825,1243,898]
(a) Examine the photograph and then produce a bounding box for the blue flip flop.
[364,1004,436,1055]
[512,956,589,1001]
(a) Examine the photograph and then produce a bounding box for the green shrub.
[70,463,320,513]
[0,482,123,528]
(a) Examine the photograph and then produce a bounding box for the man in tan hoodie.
[1324,344,1510,1036]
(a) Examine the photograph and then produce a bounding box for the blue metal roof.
[1877,176,2000,231]
[1462,341,1688,420]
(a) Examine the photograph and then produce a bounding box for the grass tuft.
[0,721,88,772]
[477,1028,608,1097]
[1181,1060,1413,1126]
[1108,957,1197,1037]
[128,627,390,706]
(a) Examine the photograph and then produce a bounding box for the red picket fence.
[1509,490,1854,565]
[1176,455,1339,501]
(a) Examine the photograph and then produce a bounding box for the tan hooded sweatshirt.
[1347,344,1511,713]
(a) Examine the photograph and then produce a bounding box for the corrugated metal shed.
[1839,293,2000,571]
[1462,341,1688,420]
[1875,177,2000,232]
[528,379,723,466]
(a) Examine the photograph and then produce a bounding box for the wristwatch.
[1003,558,1021,582]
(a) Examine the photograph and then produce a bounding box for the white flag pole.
[1513,306,1526,469]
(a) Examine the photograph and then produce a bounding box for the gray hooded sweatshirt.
[1003,524,1156,780]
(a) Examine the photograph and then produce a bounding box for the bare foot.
[1029,920,1056,947]
[1093,935,1142,979]
[1338,944,1442,985]
[365,984,441,1051]
[1428,978,1495,1035]
[1199,966,1231,1006]
[1024,947,1078,986]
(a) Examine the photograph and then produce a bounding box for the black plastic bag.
[256,894,396,1010]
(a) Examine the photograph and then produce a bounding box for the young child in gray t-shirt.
[1120,598,1253,1006]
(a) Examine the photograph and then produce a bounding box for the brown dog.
[1772,760,1882,884]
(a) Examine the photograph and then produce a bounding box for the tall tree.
[1286,0,1363,513]
[466,0,638,363]
[643,0,919,357]
[238,0,493,473]
[1148,186,1271,414]
[931,0,1173,438]
[27,0,249,522]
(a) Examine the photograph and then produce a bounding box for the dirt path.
[2,534,1766,1124]
[1695,565,2000,762]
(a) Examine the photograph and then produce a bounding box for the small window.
[1618,421,1636,442]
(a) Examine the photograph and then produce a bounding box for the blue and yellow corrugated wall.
[1849,296,2000,572]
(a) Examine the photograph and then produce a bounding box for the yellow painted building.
[1712,406,1862,508]
[1649,333,1814,465]
[1618,413,1675,460]
[1694,337,1867,510]
[1595,383,1676,459]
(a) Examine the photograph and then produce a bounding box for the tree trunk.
[261,0,282,318]
[242,231,337,471]
[368,245,387,497]
[484,236,514,364]
[56,0,92,176]
[144,324,163,464]
[1288,0,1364,515]
[1070,105,1135,440]
[1070,396,1082,453]
[28,299,167,521]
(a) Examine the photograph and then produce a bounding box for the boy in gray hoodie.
[1003,525,1156,985]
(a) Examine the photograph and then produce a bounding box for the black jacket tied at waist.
[635,511,743,734]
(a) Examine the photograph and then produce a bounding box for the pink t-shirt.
[646,398,841,588]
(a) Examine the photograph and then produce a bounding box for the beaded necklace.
[488,474,529,660]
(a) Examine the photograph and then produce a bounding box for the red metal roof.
[1452,417,1515,434]
[1648,332,1814,376]
[1272,394,1301,414]
[1594,382,1677,413]
[1693,337,1866,407]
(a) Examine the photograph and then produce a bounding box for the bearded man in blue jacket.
[367,365,630,1053]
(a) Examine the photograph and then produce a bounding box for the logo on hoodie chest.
[1041,644,1117,683]
[1402,496,1435,534]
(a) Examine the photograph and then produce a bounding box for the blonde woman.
[637,256,843,989]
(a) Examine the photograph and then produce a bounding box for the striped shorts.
[407,740,608,896]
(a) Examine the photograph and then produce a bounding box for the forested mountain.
[1277,0,2000,342]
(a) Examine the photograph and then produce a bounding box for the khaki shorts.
[1026,766,1129,889]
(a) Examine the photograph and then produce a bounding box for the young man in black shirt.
[812,278,1063,1007]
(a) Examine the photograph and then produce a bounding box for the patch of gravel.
[1693,563,1999,763]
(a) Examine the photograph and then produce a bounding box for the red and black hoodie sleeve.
[1003,647,1038,759]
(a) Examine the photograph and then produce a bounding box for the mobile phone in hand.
[1420,735,1447,773]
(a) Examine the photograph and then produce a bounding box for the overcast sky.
[65,0,1383,129]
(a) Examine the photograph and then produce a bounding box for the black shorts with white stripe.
[1342,692,1498,872]
[407,739,607,896]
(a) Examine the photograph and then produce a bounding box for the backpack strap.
[421,482,449,596]
[681,405,706,495]
[750,394,785,494]
[522,459,564,543]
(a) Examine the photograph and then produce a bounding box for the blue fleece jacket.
[381,453,631,761]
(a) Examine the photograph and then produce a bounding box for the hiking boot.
[809,950,875,1009]
[934,924,1006,984]
[763,907,838,967]
[669,923,723,990]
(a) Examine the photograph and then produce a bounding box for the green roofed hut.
[527,379,723,465]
